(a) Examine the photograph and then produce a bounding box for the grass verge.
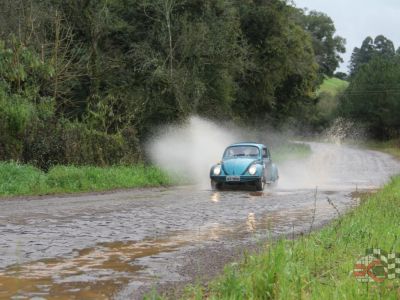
[0,162,172,197]
[160,176,400,299]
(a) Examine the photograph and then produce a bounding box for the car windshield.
[223,146,260,158]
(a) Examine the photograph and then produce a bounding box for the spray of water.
[322,117,366,145]
[147,116,241,187]
[147,116,371,191]
[278,118,368,190]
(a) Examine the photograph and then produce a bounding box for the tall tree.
[299,10,346,80]
[349,35,395,76]
[340,56,400,139]
[374,35,395,56]
[233,0,318,125]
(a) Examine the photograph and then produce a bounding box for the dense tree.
[0,0,344,166]
[340,56,400,139]
[374,35,395,56]
[338,35,400,140]
[296,10,346,81]
[233,1,318,125]
[349,35,395,76]
[334,72,348,80]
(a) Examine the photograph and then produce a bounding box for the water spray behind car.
[147,116,241,187]
[147,116,301,189]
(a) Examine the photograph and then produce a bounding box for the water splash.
[147,116,240,187]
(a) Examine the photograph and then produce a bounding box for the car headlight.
[248,164,257,175]
[213,165,221,176]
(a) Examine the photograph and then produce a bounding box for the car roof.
[228,142,266,148]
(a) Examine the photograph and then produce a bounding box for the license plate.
[226,176,240,182]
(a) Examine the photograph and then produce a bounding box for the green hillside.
[318,77,349,96]
[315,77,349,126]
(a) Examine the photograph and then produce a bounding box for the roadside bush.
[120,127,142,164]
[22,121,142,170]
[62,122,126,166]
[22,119,64,171]
[0,94,35,161]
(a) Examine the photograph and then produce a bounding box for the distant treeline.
[338,35,400,139]
[0,0,345,169]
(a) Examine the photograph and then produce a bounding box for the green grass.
[163,177,400,300]
[0,162,172,197]
[317,77,349,97]
[316,77,349,121]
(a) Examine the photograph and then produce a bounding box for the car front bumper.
[210,175,261,183]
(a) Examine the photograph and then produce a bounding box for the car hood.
[222,158,259,175]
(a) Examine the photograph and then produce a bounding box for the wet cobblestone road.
[0,143,399,299]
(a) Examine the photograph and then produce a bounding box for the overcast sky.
[293,0,400,73]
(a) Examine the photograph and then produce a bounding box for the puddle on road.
[0,239,185,299]
[0,190,356,299]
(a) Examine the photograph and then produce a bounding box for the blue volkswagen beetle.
[210,142,279,191]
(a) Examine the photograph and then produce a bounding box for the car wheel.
[211,180,221,191]
[255,177,265,191]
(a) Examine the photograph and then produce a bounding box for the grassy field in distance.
[317,77,349,96]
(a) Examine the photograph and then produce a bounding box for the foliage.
[0,0,345,167]
[22,121,141,170]
[175,176,400,299]
[299,10,346,81]
[0,38,55,161]
[338,35,400,140]
[233,1,319,126]
[314,79,347,130]
[349,35,395,76]
[294,77,348,132]
[334,72,348,80]
[339,56,400,139]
